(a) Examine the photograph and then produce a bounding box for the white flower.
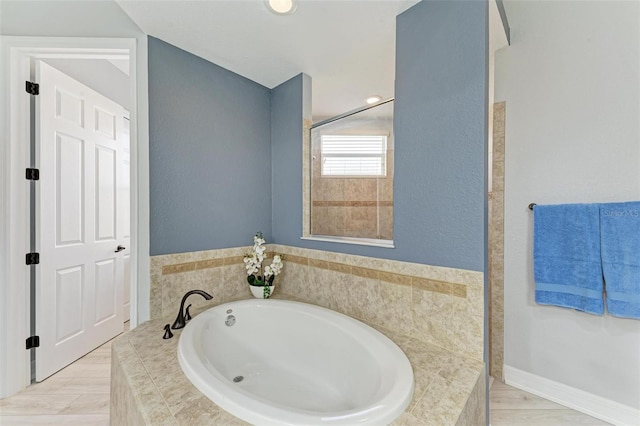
[244,231,284,279]
[243,252,262,275]
[265,255,283,277]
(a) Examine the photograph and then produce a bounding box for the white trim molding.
[0,36,150,399]
[504,365,640,426]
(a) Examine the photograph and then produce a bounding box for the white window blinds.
[321,135,387,177]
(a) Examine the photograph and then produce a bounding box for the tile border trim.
[157,246,472,299]
[162,255,245,275]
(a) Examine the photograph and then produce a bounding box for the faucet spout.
[171,289,213,330]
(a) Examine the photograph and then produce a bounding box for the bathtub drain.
[233,376,244,383]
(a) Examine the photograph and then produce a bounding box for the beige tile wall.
[149,246,254,319]
[309,117,394,240]
[454,366,486,426]
[272,245,484,361]
[302,118,313,236]
[151,244,484,362]
[489,101,506,380]
[310,177,394,239]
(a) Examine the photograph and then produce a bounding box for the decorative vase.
[249,283,275,299]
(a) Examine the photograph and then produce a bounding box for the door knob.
[114,245,126,253]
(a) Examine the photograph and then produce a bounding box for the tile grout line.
[127,334,177,417]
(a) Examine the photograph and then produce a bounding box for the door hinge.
[26,336,40,350]
[26,168,39,181]
[25,81,39,96]
[26,252,40,265]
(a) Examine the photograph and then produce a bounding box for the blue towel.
[599,202,640,319]
[534,203,604,315]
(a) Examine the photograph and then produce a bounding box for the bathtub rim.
[178,299,414,425]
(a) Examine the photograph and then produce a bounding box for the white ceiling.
[116,0,419,119]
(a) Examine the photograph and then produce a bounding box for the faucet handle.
[163,324,173,339]
[185,304,193,321]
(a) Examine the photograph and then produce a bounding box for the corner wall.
[271,74,308,246]
[496,0,640,413]
[148,37,272,255]
[271,1,488,272]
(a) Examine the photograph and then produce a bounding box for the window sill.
[300,235,395,249]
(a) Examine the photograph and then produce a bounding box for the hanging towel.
[599,202,640,319]
[534,203,604,315]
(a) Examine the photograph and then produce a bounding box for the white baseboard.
[503,365,640,426]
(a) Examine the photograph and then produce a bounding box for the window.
[321,135,387,177]
[306,99,394,245]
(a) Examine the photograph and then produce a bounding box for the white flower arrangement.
[243,232,284,288]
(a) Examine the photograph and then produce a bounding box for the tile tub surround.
[271,244,484,362]
[150,246,254,319]
[151,244,484,361]
[110,297,485,425]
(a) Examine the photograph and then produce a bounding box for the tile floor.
[0,323,128,426]
[489,380,611,425]
[0,330,613,425]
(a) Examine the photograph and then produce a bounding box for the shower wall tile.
[310,173,393,238]
[378,206,394,239]
[302,118,312,236]
[490,101,506,381]
[492,103,506,193]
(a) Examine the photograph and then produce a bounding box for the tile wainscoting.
[142,246,485,424]
[151,244,484,362]
[272,245,483,362]
[150,246,253,320]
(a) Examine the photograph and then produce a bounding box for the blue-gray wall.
[271,74,308,242]
[393,0,487,271]
[149,37,272,255]
[271,1,488,272]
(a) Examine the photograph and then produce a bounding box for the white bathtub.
[178,299,414,425]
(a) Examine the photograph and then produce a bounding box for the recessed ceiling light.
[365,95,382,105]
[266,0,298,15]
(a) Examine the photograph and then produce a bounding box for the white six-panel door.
[36,61,126,381]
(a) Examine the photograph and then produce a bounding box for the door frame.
[0,36,150,398]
